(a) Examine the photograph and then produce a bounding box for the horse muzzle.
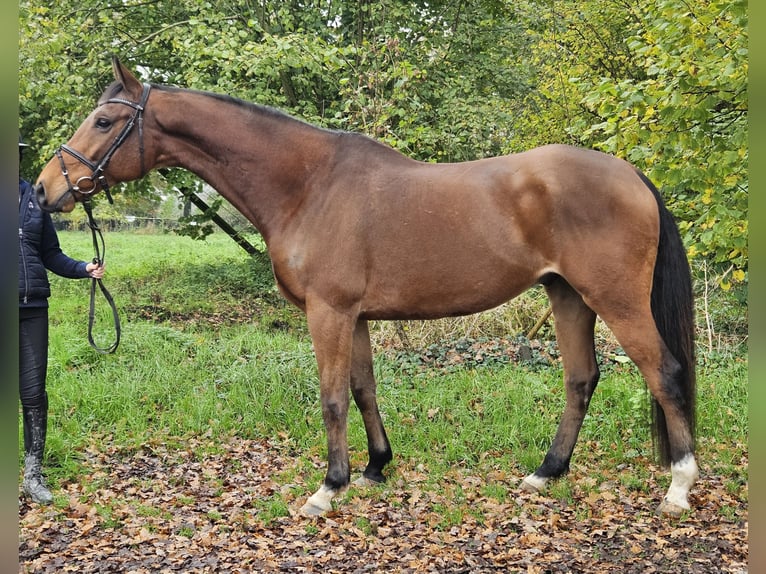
[34,182,76,213]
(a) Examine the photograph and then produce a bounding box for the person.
[18,136,104,504]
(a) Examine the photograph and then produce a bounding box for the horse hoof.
[520,480,539,493]
[352,475,378,488]
[520,474,546,493]
[657,499,687,517]
[300,500,330,517]
[299,485,336,517]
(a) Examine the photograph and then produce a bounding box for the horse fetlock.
[361,468,387,483]
[671,453,700,484]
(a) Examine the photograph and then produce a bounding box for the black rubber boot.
[22,395,53,505]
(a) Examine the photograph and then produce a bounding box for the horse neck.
[150,88,333,241]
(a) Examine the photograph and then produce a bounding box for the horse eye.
[95,118,112,129]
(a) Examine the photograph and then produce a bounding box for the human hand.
[86,262,105,279]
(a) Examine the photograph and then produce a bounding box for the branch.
[138,15,239,44]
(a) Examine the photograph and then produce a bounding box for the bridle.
[54,82,151,205]
[51,82,151,354]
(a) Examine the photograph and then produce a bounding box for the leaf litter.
[19,434,747,573]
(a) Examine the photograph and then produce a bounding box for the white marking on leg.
[300,485,337,517]
[662,454,699,512]
[520,473,548,493]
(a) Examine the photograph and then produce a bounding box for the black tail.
[638,171,696,466]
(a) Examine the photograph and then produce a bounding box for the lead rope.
[82,200,121,353]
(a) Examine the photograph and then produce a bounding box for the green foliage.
[19,0,534,169]
[519,0,747,280]
[583,1,747,273]
[333,2,534,161]
[176,195,222,241]
[20,0,747,282]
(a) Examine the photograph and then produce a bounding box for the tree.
[517,0,747,281]
[20,0,536,216]
[19,0,747,281]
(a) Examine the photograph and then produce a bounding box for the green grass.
[29,230,748,498]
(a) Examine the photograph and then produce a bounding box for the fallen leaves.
[19,435,748,573]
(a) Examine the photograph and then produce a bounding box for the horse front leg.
[350,320,392,485]
[300,299,357,517]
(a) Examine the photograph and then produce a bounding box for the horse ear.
[111,56,142,92]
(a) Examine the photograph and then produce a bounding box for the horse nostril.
[34,183,49,209]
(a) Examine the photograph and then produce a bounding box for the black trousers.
[19,307,48,410]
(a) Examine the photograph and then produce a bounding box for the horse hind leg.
[598,285,699,516]
[349,319,393,485]
[522,276,600,493]
[601,311,698,515]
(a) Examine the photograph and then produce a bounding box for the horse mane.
[155,83,335,133]
[102,80,412,160]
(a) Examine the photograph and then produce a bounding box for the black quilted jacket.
[18,178,89,308]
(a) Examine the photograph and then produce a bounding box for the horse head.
[35,57,152,212]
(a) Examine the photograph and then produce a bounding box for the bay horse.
[35,57,698,517]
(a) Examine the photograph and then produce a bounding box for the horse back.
[271,143,660,319]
